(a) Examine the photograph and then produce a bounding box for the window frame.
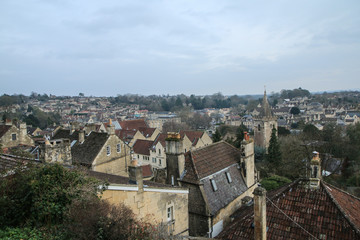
[116,143,121,153]
[106,145,111,156]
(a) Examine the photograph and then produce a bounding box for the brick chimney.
[253,186,267,240]
[128,158,144,192]
[107,120,115,135]
[165,132,184,186]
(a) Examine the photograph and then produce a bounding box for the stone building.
[38,138,72,165]
[53,124,131,177]
[165,133,258,237]
[0,123,35,149]
[253,90,277,151]
[179,130,213,153]
[90,165,189,237]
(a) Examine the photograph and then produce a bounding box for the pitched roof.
[153,133,167,148]
[0,153,40,172]
[72,132,109,165]
[118,119,148,130]
[115,129,137,142]
[0,125,11,138]
[138,127,156,138]
[182,141,241,183]
[141,164,153,178]
[53,129,109,165]
[88,170,171,188]
[218,179,360,240]
[132,139,154,156]
[180,130,206,146]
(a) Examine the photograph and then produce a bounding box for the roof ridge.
[321,180,360,235]
[189,151,200,179]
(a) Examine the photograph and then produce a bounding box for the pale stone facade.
[92,134,132,177]
[102,184,189,236]
[0,123,35,148]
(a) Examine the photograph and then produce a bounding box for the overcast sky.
[1,0,359,96]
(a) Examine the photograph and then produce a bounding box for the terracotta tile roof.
[119,119,148,130]
[132,139,154,156]
[218,179,360,240]
[324,183,360,230]
[141,164,153,178]
[0,125,11,138]
[182,141,241,182]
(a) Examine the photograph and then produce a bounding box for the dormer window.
[226,172,232,183]
[211,179,218,191]
[106,146,111,156]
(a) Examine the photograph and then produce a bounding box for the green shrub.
[260,175,292,191]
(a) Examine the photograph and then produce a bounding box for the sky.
[0,0,360,97]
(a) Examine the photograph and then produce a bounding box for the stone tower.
[254,90,277,150]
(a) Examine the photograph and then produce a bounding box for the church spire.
[260,87,274,119]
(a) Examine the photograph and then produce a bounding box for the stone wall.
[0,124,34,148]
[39,139,72,165]
[92,135,131,177]
[102,186,189,236]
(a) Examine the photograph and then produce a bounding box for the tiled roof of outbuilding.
[218,179,360,240]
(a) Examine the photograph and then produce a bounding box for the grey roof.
[201,164,248,215]
[257,91,275,119]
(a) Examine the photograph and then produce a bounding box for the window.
[167,206,174,222]
[158,149,161,155]
[116,143,121,153]
[143,156,145,160]
[137,154,139,159]
[106,146,111,156]
[159,159,162,165]
[12,133,16,141]
[210,179,218,191]
[152,157,157,163]
[226,172,232,183]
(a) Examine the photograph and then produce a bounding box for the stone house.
[0,123,35,149]
[165,133,258,237]
[53,125,131,177]
[132,136,166,169]
[179,130,213,153]
[89,166,189,237]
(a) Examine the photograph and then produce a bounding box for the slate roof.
[118,119,148,130]
[72,132,109,165]
[218,179,360,240]
[138,127,157,138]
[132,139,154,156]
[153,133,167,148]
[115,129,137,142]
[0,154,40,172]
[88,170,173,188]
[0,125,11,138]
[182,141,241,182]
[53,129,79,142]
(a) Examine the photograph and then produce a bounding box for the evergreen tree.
[212,128,222,142]
[266,127,282,170]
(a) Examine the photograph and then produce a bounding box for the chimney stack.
[107,120,115,135]
[165,132,185,186]
[253,186,267,240]
[78,130,85,143]
[309,151,321,189]
[128,158,143,192]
